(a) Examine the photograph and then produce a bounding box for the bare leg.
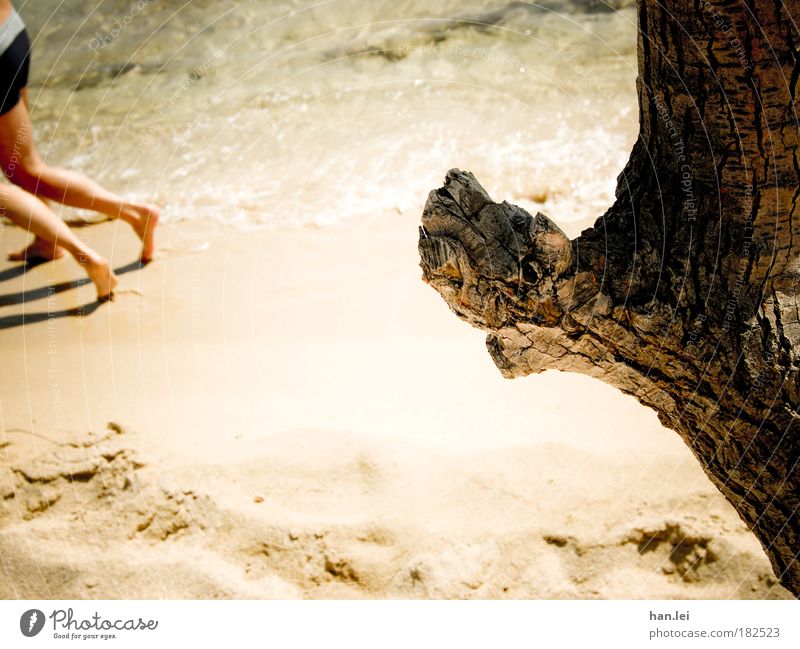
[0,184,117,300]
[16,164,159,262]
[8,240,64,262]
[0,98,158,262]
[7,234,64,261]
[8,91,65,262]
[8,197,65,261]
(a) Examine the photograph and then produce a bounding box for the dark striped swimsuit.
[0,9,29,115]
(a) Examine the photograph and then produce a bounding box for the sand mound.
[0,423,790,599]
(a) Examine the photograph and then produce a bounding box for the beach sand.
[0,215,791,599]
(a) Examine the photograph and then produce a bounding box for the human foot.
[8,237,65,262]
[126,203,160,263]
[84,256,118,302]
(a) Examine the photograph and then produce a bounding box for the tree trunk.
[418,0,800,596]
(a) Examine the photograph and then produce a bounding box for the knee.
[4,159,45,193]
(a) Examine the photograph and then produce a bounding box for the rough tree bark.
[418,0,800,596]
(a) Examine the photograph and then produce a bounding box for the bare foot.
[126,203,160,263]
[84,256,118,302]
[8,236,65,262]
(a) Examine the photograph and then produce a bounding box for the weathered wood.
[418,0,800,596]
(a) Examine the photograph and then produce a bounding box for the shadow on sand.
[0,259,146,330]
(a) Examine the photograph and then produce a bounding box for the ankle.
[76,250,103,268]
[117,206,139,224]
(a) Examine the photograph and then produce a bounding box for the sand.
[0,214,791,599]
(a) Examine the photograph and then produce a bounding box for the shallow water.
[19,0,638,232]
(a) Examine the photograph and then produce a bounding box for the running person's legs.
[0,19,158,262]
[0,14,121,299]
[0,182,117,299]
[6,86,64,262]
[0,98,159,262]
